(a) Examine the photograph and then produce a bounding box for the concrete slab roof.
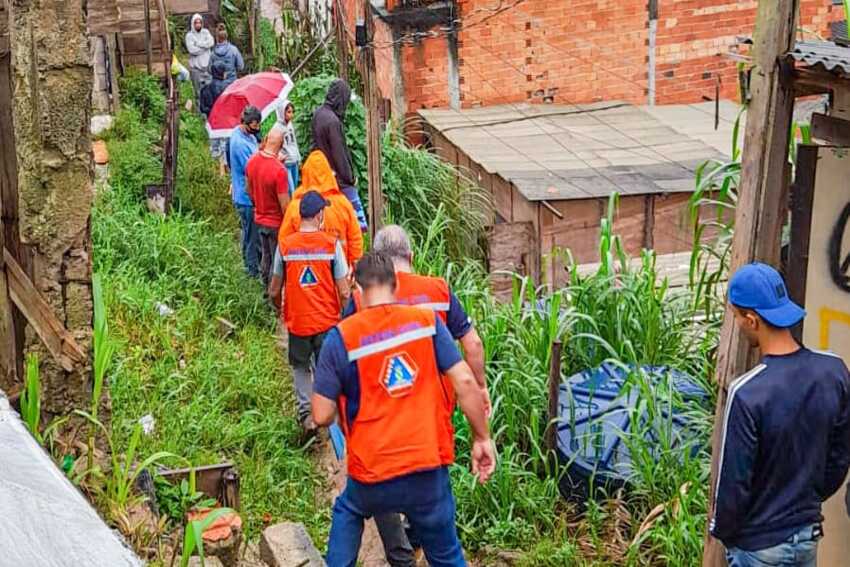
[419,101,742,202]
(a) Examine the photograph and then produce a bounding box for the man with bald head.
[246,127,290,289]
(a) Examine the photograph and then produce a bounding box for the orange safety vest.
[337,305,455,483]
[353,271,451,324]
[279,151,363,265]
[280,230,341,336]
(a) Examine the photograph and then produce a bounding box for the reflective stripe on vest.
[337,305,454,483]
[280,231,341,336]
[347,325,436,362]
[352,272,451,321]
[411,302,450,312]
[282,253,335,261]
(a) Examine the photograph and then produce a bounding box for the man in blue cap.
[268,190,350,430]
[711,262,850,567]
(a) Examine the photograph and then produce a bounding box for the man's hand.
[471,438,496,483]
[229,183,233,197]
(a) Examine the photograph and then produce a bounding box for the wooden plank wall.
[118,0,166,58]
[420,120,704,291]
[0,0,21,386]
[88,0,121,34]
[542,193,702,288]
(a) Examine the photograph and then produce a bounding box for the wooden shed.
[418,101,741,292]
[87,0,221,72]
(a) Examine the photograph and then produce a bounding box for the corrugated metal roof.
[419,102,738,202]
[790,41,850,75]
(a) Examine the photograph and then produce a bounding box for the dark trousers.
[235,204,260,277]
[374,513,416,567]
[258,225,279,291]
[288,331,328,420]
[326,467,465,567]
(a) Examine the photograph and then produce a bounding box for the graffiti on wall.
[829,202,850,292]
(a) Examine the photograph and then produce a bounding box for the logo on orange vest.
[380,352,418,397]
[299,266,319,287]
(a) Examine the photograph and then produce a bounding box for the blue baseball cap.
[728,262,805,328]
[300,190,328,218]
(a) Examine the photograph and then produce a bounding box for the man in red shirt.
[246,127,289,289]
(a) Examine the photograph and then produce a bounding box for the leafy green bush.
[289,74,367,182]
[174,106,236,231]
[103,108,163,205]
[255,18,279,71]
[119,70,167,126]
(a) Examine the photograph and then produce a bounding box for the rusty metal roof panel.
[790,41,850,75]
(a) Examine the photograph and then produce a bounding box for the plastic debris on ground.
[556,362,708,499]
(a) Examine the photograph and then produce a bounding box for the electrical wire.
[455,56,641,199]
[462,32,700,176]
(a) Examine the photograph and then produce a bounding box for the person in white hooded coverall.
[185,14,214,103]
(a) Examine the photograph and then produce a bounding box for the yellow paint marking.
[819,307,850,349]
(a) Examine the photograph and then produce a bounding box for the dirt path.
[317,435,390,567]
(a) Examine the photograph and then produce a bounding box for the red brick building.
[340,0,841,118]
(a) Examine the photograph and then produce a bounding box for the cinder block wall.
[342,0,842,117]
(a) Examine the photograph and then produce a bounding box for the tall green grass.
[410,196,717,565]
[94,75,328,545]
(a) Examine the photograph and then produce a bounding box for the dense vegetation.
[87,50,727,564]
[95,73,328,551]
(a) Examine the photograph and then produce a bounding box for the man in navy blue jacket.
[711,262,850,567]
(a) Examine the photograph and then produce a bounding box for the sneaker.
[301,415,318,433]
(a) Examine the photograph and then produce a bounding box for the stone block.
[64,247,91,282]
[260,522,326,567]
[187,557,225,567]
[64,281,93,331]
[90,114,114,136]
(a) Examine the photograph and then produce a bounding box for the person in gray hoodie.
[271,99,301,196]
[209,25,244,86]
[184,14,214,102]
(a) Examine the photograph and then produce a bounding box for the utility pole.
[334,0,350,83]
[702,0,800,566]
[359,0,383,237]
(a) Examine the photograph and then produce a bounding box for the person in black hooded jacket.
[200,60,228,117]
[310,79,368,232]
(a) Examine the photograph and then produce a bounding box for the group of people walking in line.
[217,70,494,565]
[181,14,850,566]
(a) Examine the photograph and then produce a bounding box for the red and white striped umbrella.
[206,71,294,139]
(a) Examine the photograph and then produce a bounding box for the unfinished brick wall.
[348,0,842,118]
[654,0,842,104]
[402,37,451,110]
[458,0,649,107]
[372,17,397,110]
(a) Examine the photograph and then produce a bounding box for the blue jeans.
[235,203,260,277]
[340,185,368,233]
[326,467,465,567]
[285,162,299,198]
[726,524,821,567]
